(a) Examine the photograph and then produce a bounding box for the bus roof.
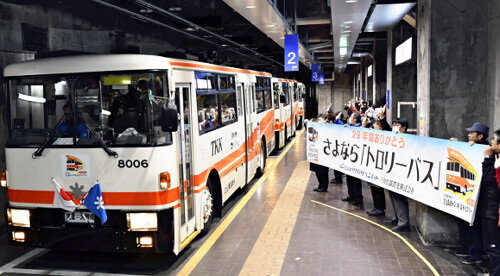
[3,54,172,77]
[167,58,272,77]
[4,54,272,78]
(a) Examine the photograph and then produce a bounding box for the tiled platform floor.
[180,131,490,276]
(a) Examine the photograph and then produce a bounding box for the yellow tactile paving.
[239,160,311,276]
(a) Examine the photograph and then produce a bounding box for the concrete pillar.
[317,82,333,115]
[488,0,500,130]
[415,0,490,245]
[417,0,431,137]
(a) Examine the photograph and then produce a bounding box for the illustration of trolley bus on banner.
[2,54,277,254]
[445,147,478,195]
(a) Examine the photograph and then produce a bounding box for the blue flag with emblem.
[83,183,107,225]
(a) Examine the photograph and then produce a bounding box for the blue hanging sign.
[319,72,324,84]
[386,90,390,108]
[312,64,319,81]
[284,34,299,72]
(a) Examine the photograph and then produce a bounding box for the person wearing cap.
[450,122,489,146]
[450,122,490,265]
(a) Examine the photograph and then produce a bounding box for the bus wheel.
[201,180,214,233]
[256,141,266,177]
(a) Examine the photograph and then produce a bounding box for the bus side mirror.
[160,101,178,132]
[279,93,286,103]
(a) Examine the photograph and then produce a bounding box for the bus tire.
[284,125,288,142]
[201,178,215,234]
[208,172,223,218]
[256,140,266,177]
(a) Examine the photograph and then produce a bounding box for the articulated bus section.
[272,78,299,150]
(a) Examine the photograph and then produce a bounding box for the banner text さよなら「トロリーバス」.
[306,123,485,224]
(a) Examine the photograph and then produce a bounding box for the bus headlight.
[136,236,153,247]
[126,213,158,231]
[1,171,7,187]
[7,209,30,228]
[160,172,171,190]
[12,231,26,242]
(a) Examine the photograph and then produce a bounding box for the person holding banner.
[450,122,490,264]
[327,112,344,185]
[310,115,330,193]
[474,129,500,274]
[386,118,411,232]
[366,112,392,217]
[337,111,363,205]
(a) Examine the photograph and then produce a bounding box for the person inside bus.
[109,87,139,135]
[58,102,88,139]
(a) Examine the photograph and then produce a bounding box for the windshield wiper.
[81,120,118,158]
[32,115,66,158]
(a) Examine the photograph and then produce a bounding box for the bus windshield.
[7,71,172,147]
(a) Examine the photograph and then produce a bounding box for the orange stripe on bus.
[8,187,180,206]
[193,110,274,187]
[169,61,272,77]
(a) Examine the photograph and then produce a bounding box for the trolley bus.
[445,147,478,195]
[272,78,297,149]
[2,54,275,254]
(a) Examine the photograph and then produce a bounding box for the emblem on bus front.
[61,154,91,178]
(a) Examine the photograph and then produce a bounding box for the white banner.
[306,122,486,223]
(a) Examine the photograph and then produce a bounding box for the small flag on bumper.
[52,178,76,212]
[84,183,107,225]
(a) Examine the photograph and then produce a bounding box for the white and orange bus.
[297,82,306,129]
[2,54,275,254]
[272,78,298,149]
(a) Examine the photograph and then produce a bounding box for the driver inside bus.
[58,103,88,139]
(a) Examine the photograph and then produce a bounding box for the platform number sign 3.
[284,34,299,72]
[312,64,319,82]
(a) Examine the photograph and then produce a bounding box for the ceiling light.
[168,7,182,12]
[345,0,357,3]
[342,30,351,33]
[266,24,276,27]
[279,37,285,39]
[246,5,256,8]
[344,21,353,24]
[140,8,153,13]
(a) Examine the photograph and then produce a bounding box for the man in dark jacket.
[477,129,500,275]
[453,123,491,265]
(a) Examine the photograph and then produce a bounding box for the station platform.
[176,130,490,276]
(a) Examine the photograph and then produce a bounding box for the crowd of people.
[308,98,500,275]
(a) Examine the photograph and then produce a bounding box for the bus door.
[243,83,257,182]
[175,85,196,249]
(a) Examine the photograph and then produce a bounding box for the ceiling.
[2,0,416,77]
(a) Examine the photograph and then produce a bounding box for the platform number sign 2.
[284,34,299,72]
